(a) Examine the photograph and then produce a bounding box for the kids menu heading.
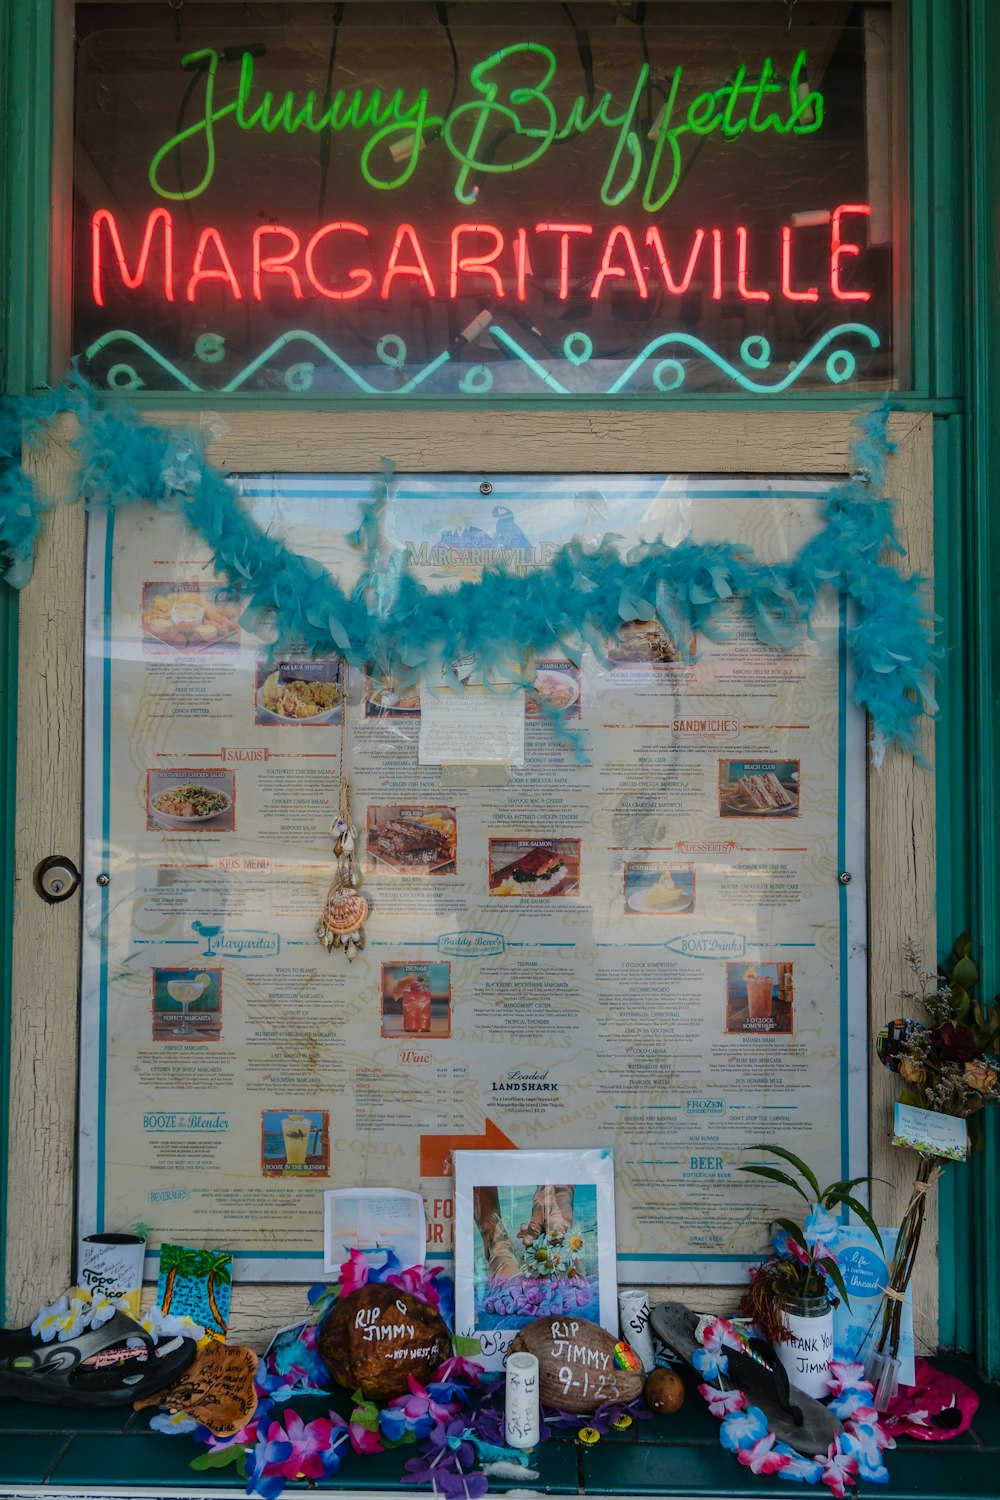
[80,37,884,394]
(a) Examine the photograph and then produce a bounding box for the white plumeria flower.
[58,1297,93,1342]
[140,1305,204,1344]
[149,1410,199,1435]
[31,1296,71,1343]
[88,1297,118,1330]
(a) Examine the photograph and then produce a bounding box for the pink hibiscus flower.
[387,1265,441,1308]
[737,1432,790,1476]
[433,1355,484,1387]
[698,1384,747,1418]
[700,1318,740,1355]
[338,1249,372,1296]
[817,1437,860,1498]
[826,1360,871,1397]
[390,1374,456,1426]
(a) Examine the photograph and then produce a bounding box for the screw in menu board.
[479,481,493,495]
[838,871,852,884]
[96,873,110,886]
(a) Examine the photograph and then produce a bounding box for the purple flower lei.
[694,1317,895,1493]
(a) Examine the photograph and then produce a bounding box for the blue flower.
[772,1442,824,1483]
[840,1428,890,1484]
[378,1407,409,1444]
[719,1405,769,1452]
[804,1203,840,1251]
[771,1228,794,1261]
[692,1346,728,1382]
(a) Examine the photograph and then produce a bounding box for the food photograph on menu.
[365,806,457,876]
[145,769,236,832]
[261,1109,330,1178]
[525,659,582,719]
[718,758,800,817]
[725,961,795,1035]
[488,837,581,897]
[623,862,695,915]
[380,962,452,1039]
[151,967,222,1042]
[255,657,343,725]
[606,618,690,667]
[140,581,242,652]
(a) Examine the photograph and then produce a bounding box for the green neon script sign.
[148,44,823,209]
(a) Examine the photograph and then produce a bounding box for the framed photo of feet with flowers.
[453,1148,619,1370]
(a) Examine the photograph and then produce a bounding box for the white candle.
[505,1351,540,1449]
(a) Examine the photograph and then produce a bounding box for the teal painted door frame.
[2,0,999,1372]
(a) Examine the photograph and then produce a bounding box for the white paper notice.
[324,1188,427,1273]
[419,687,525,766]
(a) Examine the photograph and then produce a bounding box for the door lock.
[34,856,81,904]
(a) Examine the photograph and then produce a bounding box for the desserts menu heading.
[80,473,867,1281]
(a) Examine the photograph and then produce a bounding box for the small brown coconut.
[644,1367,685,1415]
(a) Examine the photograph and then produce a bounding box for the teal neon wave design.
[84,331,202,392]
[222,332,452,395]
[605,324,881,395]
[85,323,880,397]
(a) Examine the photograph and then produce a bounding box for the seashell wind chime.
[316,703,369,960]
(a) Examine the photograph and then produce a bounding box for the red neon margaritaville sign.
[80,41,883,394]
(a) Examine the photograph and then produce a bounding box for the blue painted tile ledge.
[0,1358,997,1498]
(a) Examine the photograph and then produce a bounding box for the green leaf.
[743,1144,819,1197]
[454,1334,482,1357]
[827,1192,884,1252]
[819,1257,852,1310]
[770,1215,805,1244]
[819,1175,870,1201]
[899,1086,924,1107]
[953,955,979,990]
[191,1448,244,1472]
[738,1163,812,1204]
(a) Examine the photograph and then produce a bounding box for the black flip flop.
[0,1310,197,1407]
[649,1300,843,1457]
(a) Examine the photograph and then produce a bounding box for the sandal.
[0,1309,197,1407]
[649,1300,843,1457]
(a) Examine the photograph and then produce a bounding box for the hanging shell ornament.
[317,773,369,960]
[321,890,369,937]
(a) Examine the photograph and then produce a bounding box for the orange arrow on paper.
[420,1117,517,1177]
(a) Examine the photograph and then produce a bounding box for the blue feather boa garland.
[0,386,935,765]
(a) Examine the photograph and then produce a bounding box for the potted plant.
[737,1145,881,1399]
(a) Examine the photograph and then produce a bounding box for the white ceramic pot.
[774,1293,834,1399]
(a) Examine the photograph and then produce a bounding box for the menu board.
[80,473,867,1282]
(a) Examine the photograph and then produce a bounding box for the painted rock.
[644,1367,685,1414]
[317,1282,452,1400]
[508,1317,645,1414]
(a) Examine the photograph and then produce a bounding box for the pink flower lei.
[694,1317,895,1492]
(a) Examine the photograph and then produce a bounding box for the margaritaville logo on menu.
[88,44,873,311]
